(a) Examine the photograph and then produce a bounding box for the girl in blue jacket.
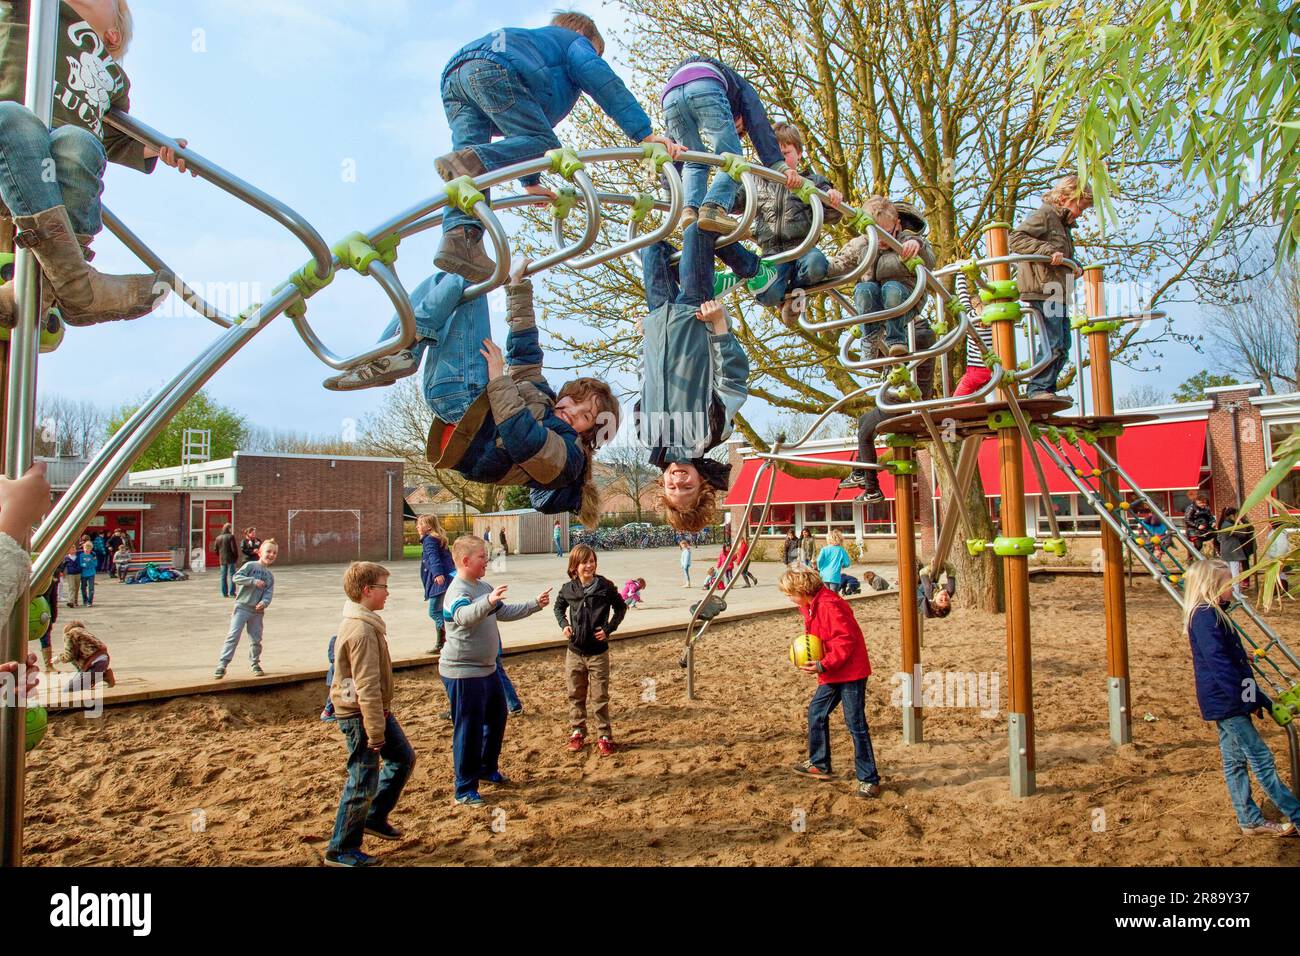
[1184,559,1300,837]
[419,514,456,654]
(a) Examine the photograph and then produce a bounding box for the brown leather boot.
[434,225,495,283]
[434,147,486,181]
[12,205,172,326]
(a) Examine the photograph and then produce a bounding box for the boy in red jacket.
[779,568,882,798]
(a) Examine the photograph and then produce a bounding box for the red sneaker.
[792,760,835,781]
[597,737,616,756]
[567,731,585,752]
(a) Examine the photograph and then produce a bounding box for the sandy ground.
[22,577,1300,866]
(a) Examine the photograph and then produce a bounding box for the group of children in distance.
[2,1,1294,857]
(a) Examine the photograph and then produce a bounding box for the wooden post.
[1084,266,1132,745]
[985,222,1035,797]
[894,443,922,743]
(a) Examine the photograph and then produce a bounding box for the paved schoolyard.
[38,546,899,704]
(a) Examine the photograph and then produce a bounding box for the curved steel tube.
[567,165,685,270]
[105,110,332,278]
[931,253,1081,279]
[460,200,513,301]
[101,206,235,329]
[766,194,824,267]
[528,170,602,276]
[286,259,417,371]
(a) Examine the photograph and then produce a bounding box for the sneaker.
[792,760,835,781]
[713,269,743,298]
[858,781,883,799]
[696,203,739,234]
[434,147,487,182]
[839,470,870,490]
[438,709,452,722]
[213,666,226,680]
[434,226,495,283]
[746,262,780,297]
[678,207,698,230]
[323,350,418,392]
[480,771,510,785]
[251,664,265,676]
[567,731,585,752]
[597,737,617,756]
[887,343,908,357]
[455,792,486,807]
[1241,821,1296,837]
[1024,390,1055,401]
[324,849,378,867]
[364,820,403,841]
[855,486,885,504]
[319,706,336,723]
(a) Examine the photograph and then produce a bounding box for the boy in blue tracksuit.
[325,263,620,527]
[76,541,98,607]
[639,228,750,533]
[433,12,679,281]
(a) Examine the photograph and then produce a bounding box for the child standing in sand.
[1184,560,1300,838]
[325,562,415,867]
[214,539,277,680]
[780,567,882,799]
[440,536,550,807]
[554,544,627,756]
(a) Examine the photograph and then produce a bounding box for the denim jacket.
[443,27,652,147]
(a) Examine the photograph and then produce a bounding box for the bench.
[115,551,176,579]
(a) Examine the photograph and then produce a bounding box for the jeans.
[79,575,95,605]
[440,58,562,236]
[807,678,880,783]
[661,79,743,212]
[0,102,106,234]
[64,654,109,694]
[1024,298,1071,395]
[850,325,935,481]
[683,565,691,586]
[497,644,521,712]
[323,634,337,713]
[220,563,235,598]
[854,279,914,347]
[554,537,564,557]
[1215,714,1300,827]
[328,714,416,853]
[755,250,829,309]
[219,606,264,668]
[642,230,756,311]
[443,672,508,799]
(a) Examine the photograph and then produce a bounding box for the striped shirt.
[956,273,995,364]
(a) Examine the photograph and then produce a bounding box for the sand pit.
[22,577,1300,866]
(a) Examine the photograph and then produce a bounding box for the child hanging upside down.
[0,0,194,327]
[638,227,750,532]
[918,563,956,618]
[327,259,619,528]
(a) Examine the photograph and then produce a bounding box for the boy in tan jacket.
[325,562,414,867]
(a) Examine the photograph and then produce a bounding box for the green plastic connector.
[719,153,751,183]
[1061,427,1080,444]
[884,434,916,448]
[904,256,924,272]
[793,179,817,204]
[982,352,1001,370]
[0,251,11,284]
[284,259,335,302]
[552,186,579,220]
[1073,318,1122,335]
[956,259,979,276]
[979,279,1019,302]
[1269,685,1300,726]
[630,193,656,224]
[848,211,876,234]
[966,538,988,556]
[0,305,64,353]
[1044,426,1061,442]
[887,365,913,387]
[1079,429,1100,446]
[1271,700,1294,727]
[1096,422,1125,439]
[980,221,1012,233]
[987,410,1017,431]
[1041,538,1069,557]
[992,536,1036,557]
[546,146,585,180]
[930,318,950,336]
[444,176,485,215]
[945,297,965,317]
[640,141,671,172]
[981,301,1022,324]
[333,231,399,275]
[886,459,918,476]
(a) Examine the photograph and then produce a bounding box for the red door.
[205,507,232,568]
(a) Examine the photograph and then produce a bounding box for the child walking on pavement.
[440,535,550,806]
[554,544,627,755]
[214,539,277,679]
[76,541,97,606]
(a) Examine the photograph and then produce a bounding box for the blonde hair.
[452,535,487,563]
[417,513,447,547]
[779,568,824,600]
[864,195,898,223]
[829,529,844,546]
[259,538,278,552]
[344,562,389,602]
[551,11,604,55]
[658,480,717,533]
[1181,559,1233,635]
[1044,173,1093,207]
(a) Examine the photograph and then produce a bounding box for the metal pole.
[2,0,60,869]
[1075,329,1087,414]
[985,222,1035,797]
[1084,267,1131,747]
[895,444,922,743]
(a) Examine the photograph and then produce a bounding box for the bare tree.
[599,442,658,523]
[1116,384,1168,410]
[244,425,359,456]
[34,396,108,459]
[1204,259,1300,395]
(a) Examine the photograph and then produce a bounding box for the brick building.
[46,451,405,568]
[725,383,1300,557]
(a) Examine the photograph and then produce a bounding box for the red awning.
[725,450,898,506]
[976,418,1207,495]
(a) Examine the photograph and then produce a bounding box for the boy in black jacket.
[554,544,627,756]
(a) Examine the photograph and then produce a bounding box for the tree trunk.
[931,442,1004,613]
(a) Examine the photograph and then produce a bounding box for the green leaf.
[1241,448,1300,515]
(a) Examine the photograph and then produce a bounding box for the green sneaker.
[746,261,780,297]
[714,270,742,298]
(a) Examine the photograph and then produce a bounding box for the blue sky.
[34,0,1211,445]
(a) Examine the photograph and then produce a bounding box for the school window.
[862,500,893,536]
[205,474,224,486]
[830,502,855,534]
[1036,493,1102,535]
[160,479,174,488]
[748,503,794,537]
[1267,422,1300,511]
